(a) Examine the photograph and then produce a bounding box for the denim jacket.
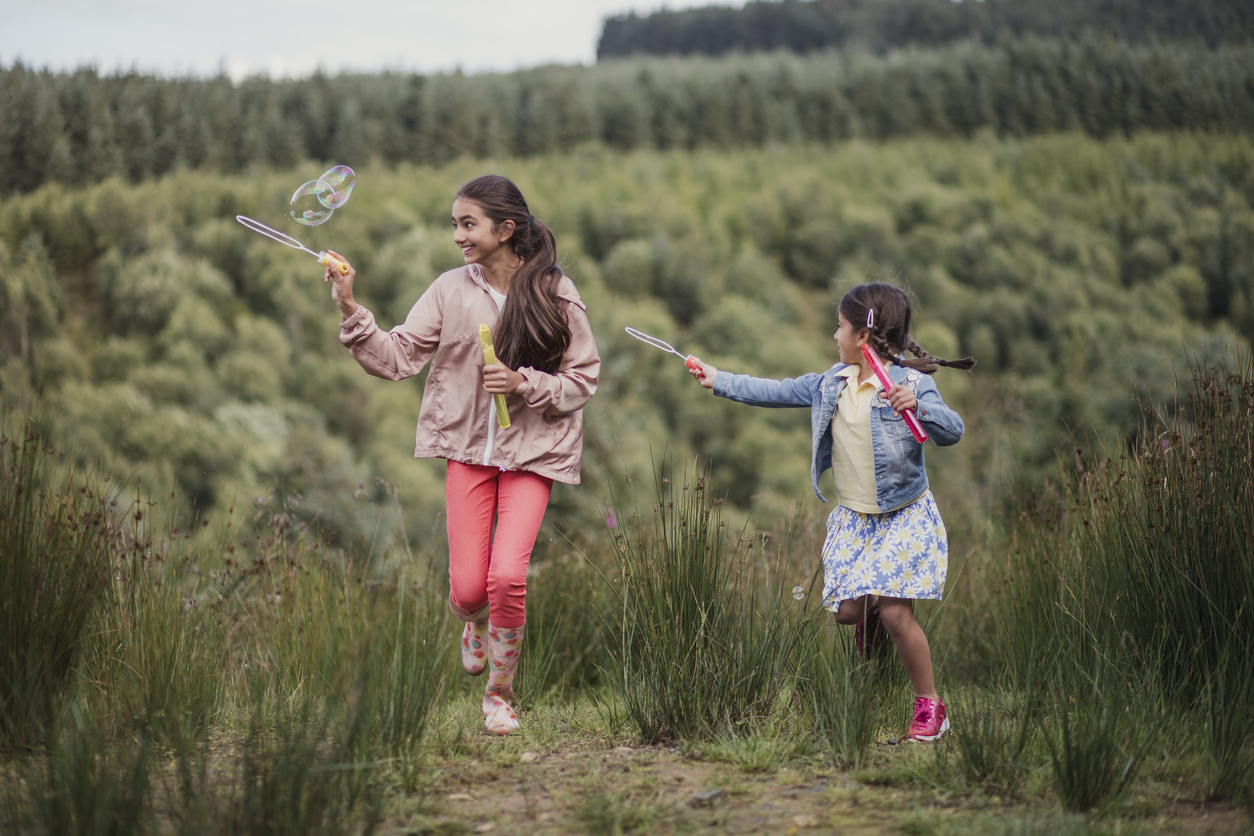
[712,363,964,510]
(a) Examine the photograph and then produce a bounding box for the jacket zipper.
[482,397,496,466]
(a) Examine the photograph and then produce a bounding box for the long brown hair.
[456,175,570,374]
[838,283,976,374]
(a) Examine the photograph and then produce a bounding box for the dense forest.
[2,134,1250,554]
[598,0,1254,59]
[4,37,1254,196]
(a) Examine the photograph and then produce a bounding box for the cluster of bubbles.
[290,165,356,226]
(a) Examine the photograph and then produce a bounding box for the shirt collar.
[836,363,888,391]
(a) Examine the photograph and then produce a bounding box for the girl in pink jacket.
[324,175,600,734]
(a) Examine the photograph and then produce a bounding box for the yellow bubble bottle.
[478,324,511,429]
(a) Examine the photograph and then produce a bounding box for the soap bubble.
[316,165,355,209]
[290,179,336,226]
[792,586,805,600]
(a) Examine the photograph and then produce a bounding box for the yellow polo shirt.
[830,364,885,513]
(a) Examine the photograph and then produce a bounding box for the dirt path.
[376,702,1250,836]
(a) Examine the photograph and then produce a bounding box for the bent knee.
[831,598,870,625]
[877,600,916,632]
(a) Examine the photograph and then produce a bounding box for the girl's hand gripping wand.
[624,327,705,380]
[860,340,928,443]
[478,324,511,429]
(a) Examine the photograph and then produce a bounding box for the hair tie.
[937,359,949,367]
[866,308,875,329]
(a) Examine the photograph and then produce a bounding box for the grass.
[796,628,892,769]
[602,461,812,743]
[1045,668,1153,813]
[952,688,1041,797]
[0,413,116,748]
[2,356,1253,833]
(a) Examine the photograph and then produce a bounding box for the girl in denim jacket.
[688,283,973,742]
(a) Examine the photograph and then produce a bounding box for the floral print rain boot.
[482,622,525,735]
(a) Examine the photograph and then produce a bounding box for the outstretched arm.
[688,355,822,408]
[339,270,444,381]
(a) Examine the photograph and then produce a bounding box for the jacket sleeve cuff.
[515,367,539,398]
[340,305,370,330]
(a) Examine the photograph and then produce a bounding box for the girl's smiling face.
[834,310,867,366]
[451,197,514,267]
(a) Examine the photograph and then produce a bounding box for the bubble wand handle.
[318,251,351,276]
[235,215,350,274]
[860,342,928,443]
[478,324,511,430]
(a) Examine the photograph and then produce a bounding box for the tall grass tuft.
[375,572,452,756]
[14,702,152,836]
[970,357,1254,702]
[0,413,115,748]
[1045,662,1152,812]
[514,547,608,704]
[795,627,883,769]
[100,502,227,752]
[952,689,1041,796]
[604,460,810,742]
[1204,648,1254,804]
[170,697,381,836]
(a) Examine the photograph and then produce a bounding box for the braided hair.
[838,283,975,375]
[456,175,571,374]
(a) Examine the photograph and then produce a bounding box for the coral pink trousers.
[445,461,552,629]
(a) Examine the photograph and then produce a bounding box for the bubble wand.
[235,215,350,275]
[478,324,511,429]
[860,309,928,443]
[624,327,705,380]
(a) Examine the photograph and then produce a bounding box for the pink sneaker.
[854,605,885,658]
[907,697,949,742]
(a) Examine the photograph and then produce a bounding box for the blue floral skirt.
[820,491,948,610]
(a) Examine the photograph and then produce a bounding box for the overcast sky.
[1,0,741,80]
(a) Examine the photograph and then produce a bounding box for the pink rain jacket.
[338,264,600,484]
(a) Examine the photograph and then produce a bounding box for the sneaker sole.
[907,716,950,743]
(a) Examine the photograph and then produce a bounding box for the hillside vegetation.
[1,133,1250,554]
[5,38,1254,196]
[599,0,1254,58]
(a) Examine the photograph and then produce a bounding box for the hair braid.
[904,336,976,373]
[869,331,897,366]
[839,282,977,376]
